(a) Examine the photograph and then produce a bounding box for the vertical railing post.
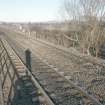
[0,75,4,105]
[25,49,32,72]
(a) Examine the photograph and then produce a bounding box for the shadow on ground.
[10,76,41,105]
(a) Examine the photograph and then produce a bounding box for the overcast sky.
[0,0,61,22]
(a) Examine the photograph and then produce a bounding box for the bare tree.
[62,0,105,56]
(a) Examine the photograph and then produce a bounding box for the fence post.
[25,49,32,72]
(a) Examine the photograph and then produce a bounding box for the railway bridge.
[0,34,104,105]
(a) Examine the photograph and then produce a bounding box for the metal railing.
[0,39,19,105]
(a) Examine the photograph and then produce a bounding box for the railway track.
[4,33,105,104]
[23,36,105,104]
[29,38,105,105]
[1,34,104,104]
